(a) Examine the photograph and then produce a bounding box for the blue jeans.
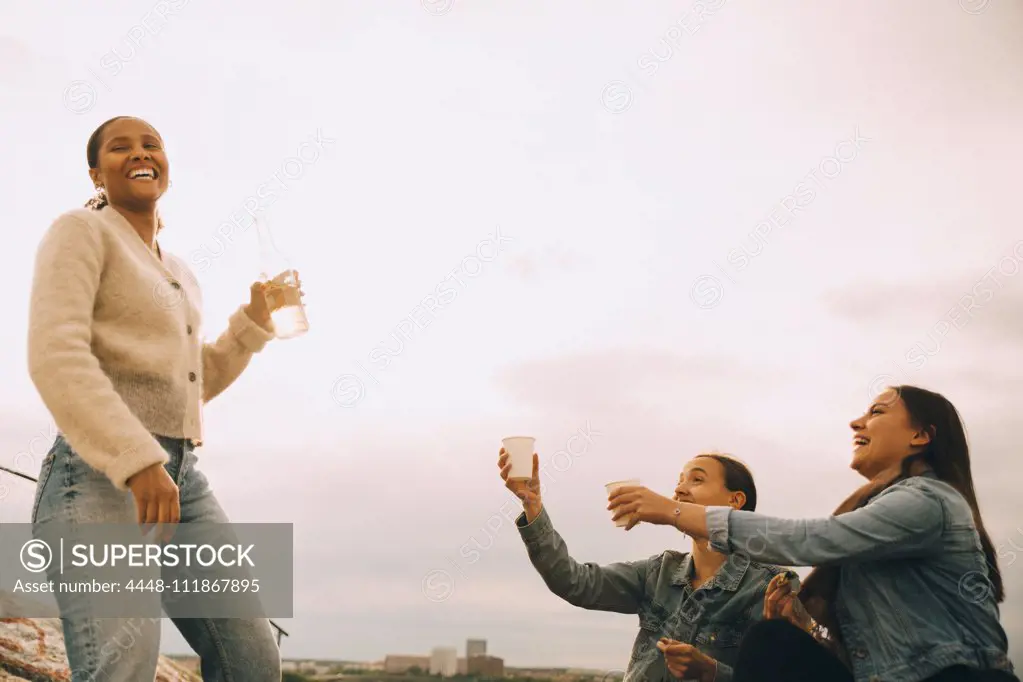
[32,434,282,682]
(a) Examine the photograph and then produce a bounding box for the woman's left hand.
[607,485,677,530]
[244,281,273,331]
[764,572,813,632]
[243,271,304,332]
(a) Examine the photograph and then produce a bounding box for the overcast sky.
[2,0,1021,671]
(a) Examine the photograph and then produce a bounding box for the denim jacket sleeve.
[704,479,945,566]
[516,506,650,613]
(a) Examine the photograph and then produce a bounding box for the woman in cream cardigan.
[27,115,289,681]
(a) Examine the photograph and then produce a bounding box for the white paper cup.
[605,478,640,527]
[502,436,536,480]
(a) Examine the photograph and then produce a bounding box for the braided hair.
[84,116,165,232]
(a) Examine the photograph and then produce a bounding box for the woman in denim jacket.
[499,447,792,682]
[609,385,1016,682]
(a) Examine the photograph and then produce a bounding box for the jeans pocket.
[31,439,64,523]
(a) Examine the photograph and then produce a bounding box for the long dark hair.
[897,385,1002,600]
[700,453,757,511]
[800,384,1002,659]
[83,116,165,232]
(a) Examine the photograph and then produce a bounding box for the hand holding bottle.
[244,272,305,333]
[254,216,309,339]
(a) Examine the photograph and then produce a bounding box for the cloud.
[494,347,796,416]
[505,243,584,280]
[824,274,1023,349]
[0,36,40,84]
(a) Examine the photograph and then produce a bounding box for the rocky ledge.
[0,591,199,681]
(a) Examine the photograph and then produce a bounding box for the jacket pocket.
[629,613,664,665]
[694,623,745,648]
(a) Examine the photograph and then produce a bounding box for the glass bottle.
[254,215,309,339]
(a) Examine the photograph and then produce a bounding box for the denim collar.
[671,551,751,591]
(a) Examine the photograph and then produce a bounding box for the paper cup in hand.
[502,436,536,480]
[606,479,640,527]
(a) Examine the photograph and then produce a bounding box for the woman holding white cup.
[498,445,790,682]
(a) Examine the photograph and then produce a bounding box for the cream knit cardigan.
[27,205,274,490]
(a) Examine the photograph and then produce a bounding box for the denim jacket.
[705,471,1016,682]
[517,507,790,681]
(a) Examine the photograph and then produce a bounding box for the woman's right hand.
[127,463,180,543]
[764,572,813,632]
[498,447,542,523]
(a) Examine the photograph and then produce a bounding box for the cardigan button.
[186,325,193,335]
[188,372,196,382]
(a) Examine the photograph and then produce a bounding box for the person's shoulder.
[36,208,108,251]
[48,207,102,230]
[886,473,956,502]
[900,473,974,519]
[659,549,688,563]
[873,474,962,526]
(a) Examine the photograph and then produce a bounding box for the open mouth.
[127,166,159,182]
[853,435,870,448]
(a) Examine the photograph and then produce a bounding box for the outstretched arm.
[517,506,653,613]
[202,304,274,402]
[690,481,943,566]
[607,480,945,566]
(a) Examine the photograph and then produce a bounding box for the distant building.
[430,647,458,676]
[457,657,468,674]
[384,654,431,673]
[467,638,487,658]
[342,660,383,671]
[468,655,504,677]
[283,660,333,675]
[468,654,505,678]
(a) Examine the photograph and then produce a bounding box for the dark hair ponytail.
[700,453,758,511]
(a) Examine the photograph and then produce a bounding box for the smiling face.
[672,455,748,510]
[87,117,169,210]
[850,387,933,478]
